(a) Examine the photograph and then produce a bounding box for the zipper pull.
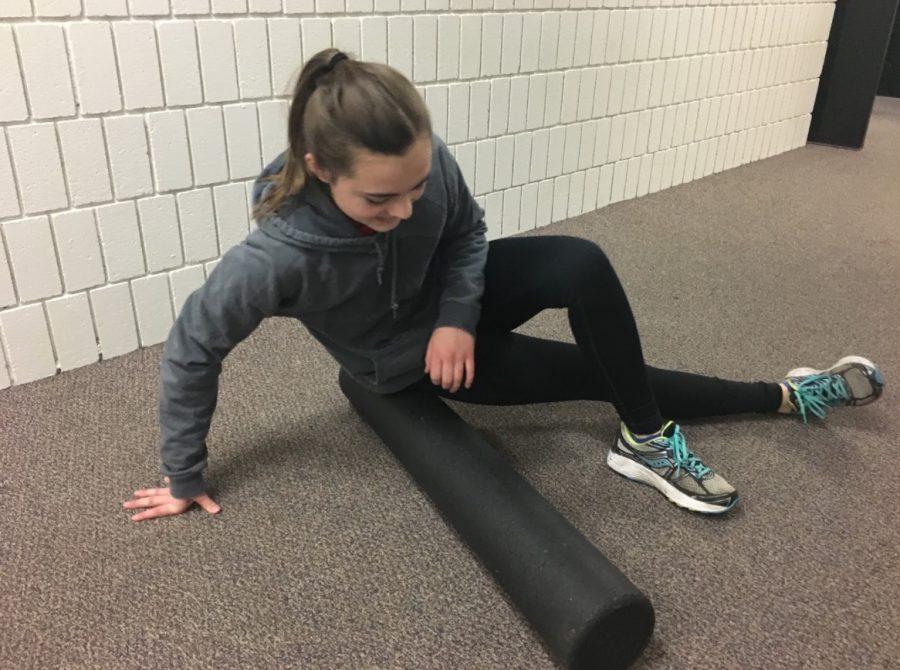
[375,237,384,286]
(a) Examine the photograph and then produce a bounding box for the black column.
[878,5,900,97]
[809,0,900,148]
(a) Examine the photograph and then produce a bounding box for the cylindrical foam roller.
[339,369,654,670]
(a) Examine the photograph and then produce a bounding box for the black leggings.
[409,236,782,433]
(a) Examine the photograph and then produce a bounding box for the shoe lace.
[661,426,711,479]
[792,374,851,424]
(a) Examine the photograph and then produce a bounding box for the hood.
[252,152,377,252]
[251,152,402,319]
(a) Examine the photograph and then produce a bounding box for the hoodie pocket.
[372,326,431,386]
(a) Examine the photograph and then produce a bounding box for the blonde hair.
[252,49,433,222]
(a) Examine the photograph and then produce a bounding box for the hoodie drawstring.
[390,232,399,321]
[374,233,399,321]
[374,238,385,286]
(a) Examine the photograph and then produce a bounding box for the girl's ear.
[304,152,331,183]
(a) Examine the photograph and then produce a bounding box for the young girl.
[123,49,884,521]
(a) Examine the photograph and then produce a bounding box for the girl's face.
[305,135,432,233]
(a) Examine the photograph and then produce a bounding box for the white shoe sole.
[786,355,884,405]
[607,448,738,515]
[786,354,877,379]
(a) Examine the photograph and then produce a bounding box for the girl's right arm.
[156,238,292,501]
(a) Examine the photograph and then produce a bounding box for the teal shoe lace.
[789,374,851,424]
[663,425,711,479]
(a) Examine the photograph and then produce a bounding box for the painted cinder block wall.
[0,0,836,389]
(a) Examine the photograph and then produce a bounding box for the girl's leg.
[472,235,664,434]
[408,235,882,514]
[409,235,777,515]
[415,328,782,420]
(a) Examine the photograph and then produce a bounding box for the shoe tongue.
[661,420,677,439]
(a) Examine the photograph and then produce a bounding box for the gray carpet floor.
[3,97,899,670]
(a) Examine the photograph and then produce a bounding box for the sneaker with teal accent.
[607,420,739,514]
[783,355,885,424]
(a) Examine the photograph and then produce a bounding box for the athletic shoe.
[783,355,885,424]
[606,420,739,514]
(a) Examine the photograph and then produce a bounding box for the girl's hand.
[122,476,221,522]
[424,326,475,393]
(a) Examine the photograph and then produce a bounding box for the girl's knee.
[559,237,614,281]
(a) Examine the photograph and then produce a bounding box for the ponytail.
[252,49,432,222]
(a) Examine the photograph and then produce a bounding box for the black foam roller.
[339,369,654,670]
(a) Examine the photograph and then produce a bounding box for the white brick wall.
[0,1,836,388]
[67,22,122,114]
[46,293,100,371]
[3,216,63,304]
[113,22,166,110]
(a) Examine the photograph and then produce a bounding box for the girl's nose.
[388,198,414,220]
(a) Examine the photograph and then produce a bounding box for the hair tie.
[324,51,349,73]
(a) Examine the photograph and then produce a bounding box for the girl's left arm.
[433,142,489,337]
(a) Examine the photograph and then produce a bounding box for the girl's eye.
[365,182,426,206]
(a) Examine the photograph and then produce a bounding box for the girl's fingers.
[465,356,475,388]
[131,488,162,498]
[430,358,442,385]
[130,504,177,522]
[433,358,444,386]
[124,495,167,509]
[451,359,465,393]
[441,359,454,389]
[194,494,221,515]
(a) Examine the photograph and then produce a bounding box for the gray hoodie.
[158,132,488,499]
